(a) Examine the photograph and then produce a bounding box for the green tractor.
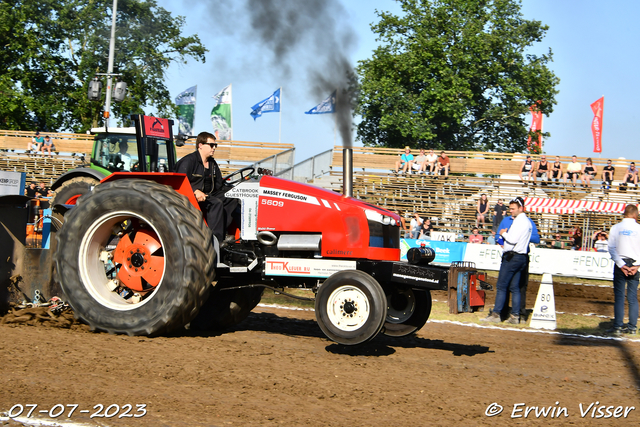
[50,115,181,206]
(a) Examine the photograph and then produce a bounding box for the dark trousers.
[493,252,527,316]
[503,256,530,318]
[200,195,239,243]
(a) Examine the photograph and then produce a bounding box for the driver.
[175,131,238,244]
[116,141,132,171]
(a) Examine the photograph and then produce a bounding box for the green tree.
[0,0,206,132]
[356,0,559,152]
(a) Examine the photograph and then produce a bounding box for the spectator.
[418,218,434,240]
[425,149,438,175]
[607,204,640,335]
[29,131,44,152]
[41,136,55,157]
[580,157,598,187]
[492,199,507,232]
[593,231,609,252]
[623,162,639,187]
[437,151,450,178]
[486,230,496,245]
[601,159,615,190]
[564,155,581,186]
[534,155,550,184]
[398,211,409,238]
[409,213,423,239]
[550,233,565,249]
[519,155,534,182]
[36,182,49,198]
[410,149,428,174]
[395,147,414,175]
[551,156,563,182]
[476,193,489,228]
[468,227,483,244]
[25,182,37,198]
[569,227,583,250]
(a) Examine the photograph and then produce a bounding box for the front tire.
[382,288,431,337]
[315,270,387,345]
[51,176,100,206]
[54,179,215,336]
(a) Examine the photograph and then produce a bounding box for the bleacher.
[0,130,295,182]
[330,146,640,248]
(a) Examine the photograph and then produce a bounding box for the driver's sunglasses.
[206,142,218,148]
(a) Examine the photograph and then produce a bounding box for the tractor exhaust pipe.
[343,148,353,198]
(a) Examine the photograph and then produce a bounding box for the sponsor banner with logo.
[430,231,458,242]
[464,244,613,281]
[403,239,614,281]
[265,257,356,277]
[462,243,504,270]
[528,248,613,280]
[0,171,26,196]
[400,239,467,264]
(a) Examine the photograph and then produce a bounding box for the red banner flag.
[591,97,604,153]
[527,102,543,152]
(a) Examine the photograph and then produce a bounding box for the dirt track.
[1,281,639,427]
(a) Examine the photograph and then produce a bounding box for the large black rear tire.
[54,179,215,336]
[190,284,264,331]
[315,270,387,345]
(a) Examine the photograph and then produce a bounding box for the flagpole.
[278,86,282,144]
[230,83,233,141]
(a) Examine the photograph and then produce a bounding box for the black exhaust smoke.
[208,0,359,195]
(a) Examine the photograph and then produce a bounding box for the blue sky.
[157,0,638,163]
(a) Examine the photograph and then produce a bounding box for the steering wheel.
[224,167,255,185]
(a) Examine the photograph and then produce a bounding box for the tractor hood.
[254,176,401,261]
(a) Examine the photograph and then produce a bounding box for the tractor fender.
[101,173,201,211]
[51,168,107,191]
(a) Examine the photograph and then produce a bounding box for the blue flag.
[250,88,281,120]
[305,90,336,114]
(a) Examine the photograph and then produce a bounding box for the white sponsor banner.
[259,187,320,205]
[265,257,356,278]
[0,171,26,196]
[226,182,259,240]
[529,248,614,280]
[463,244,614,281]
[463,243,503,270]
[431,231,457,242]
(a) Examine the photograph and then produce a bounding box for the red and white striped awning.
[524,197,628,214]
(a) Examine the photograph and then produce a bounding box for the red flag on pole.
[527,102,543,152]
[591,97,604,153]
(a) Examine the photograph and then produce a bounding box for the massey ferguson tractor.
[52,115,485,345]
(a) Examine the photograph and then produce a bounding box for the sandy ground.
[1,280,639,427]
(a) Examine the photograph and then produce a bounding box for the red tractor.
[53,115,483,345]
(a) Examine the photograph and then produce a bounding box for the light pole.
[104,0,118,128]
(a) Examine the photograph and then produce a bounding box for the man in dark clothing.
[25,182,37,198]
[175,131,238,243]
[36,182,50,198]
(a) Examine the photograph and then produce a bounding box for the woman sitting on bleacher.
[580,157,597,187]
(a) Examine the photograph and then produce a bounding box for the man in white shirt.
[607,204,640,335]
[564,155,581,186]
[425,149,438,175]
[481,196,532,324]
[410,149,428,174]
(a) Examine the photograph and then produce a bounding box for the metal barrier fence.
[251,148,332,183]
